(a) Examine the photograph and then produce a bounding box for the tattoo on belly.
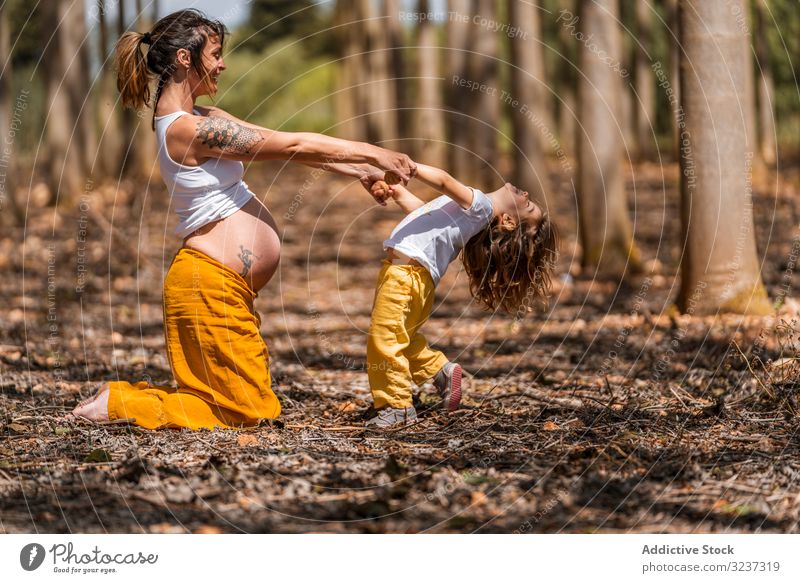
[238,245,259,279]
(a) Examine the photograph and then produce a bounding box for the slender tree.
[753,0,777,166]
[634,1,655,160]
[0,3,10,199]
[676,0,770,315]
[576,0,639,276]
[556,0,577,160]
[333,0,365,141]
[96,0,121,178]
[117,0,137,177]
[0,2,20,223]
[740,0,760,169]
[42,0,94,200]
[359,0,398,145]
[445,0,473,179]
[508,0,550,208]
[414,0,446,168]
[132,0,156,180]
[666,0,680,158]
[617,2,635,155]
[467,0,500,185]
[385,0,408,140]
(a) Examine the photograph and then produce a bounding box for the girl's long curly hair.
[462,209,558,314]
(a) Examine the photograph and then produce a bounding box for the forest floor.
[2,158,800,533]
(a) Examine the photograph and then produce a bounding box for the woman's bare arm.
[166,109,416,181]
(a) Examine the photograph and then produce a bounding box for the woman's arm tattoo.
[238,245,259,278]
[196,118,264,154]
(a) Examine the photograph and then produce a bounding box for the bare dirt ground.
[2,159,800,533]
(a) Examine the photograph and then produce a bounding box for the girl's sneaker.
[433,362,462,411]
[365,406,418,428]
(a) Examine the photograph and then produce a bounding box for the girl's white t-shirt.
[384,188,494,285]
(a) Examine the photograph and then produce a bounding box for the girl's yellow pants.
[367,261,448,409]
[107,248,280,429]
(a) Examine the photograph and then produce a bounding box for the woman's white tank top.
[154,109,254,238]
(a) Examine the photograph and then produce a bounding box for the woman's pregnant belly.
[183,197,281,292]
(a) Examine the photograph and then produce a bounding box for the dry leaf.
[470,491,488,506]
[337,402,356,413]
[543,421,559,431]
[237,495,259,510]
[237,434,258,447]
[148,522,184,534]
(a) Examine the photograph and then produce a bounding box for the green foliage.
[203,37,336,134]
[761,0,800,147]
[8,64,45,157]
[6,0,43,67]
[84,448,112,463]
[233,0,335,56]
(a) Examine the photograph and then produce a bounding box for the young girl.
[364,164,558,427]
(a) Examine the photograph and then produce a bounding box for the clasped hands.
[359,169,404,207]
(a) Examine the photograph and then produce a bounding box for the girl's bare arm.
[372,181,426,214]
[407,163,474,210]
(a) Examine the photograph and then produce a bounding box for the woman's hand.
[369,148,416,184]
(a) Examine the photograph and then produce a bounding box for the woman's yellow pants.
[107,248,280,429]
[367,261,448,409]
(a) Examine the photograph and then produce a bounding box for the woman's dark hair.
[113,9,227,128]
[462,208,559,314]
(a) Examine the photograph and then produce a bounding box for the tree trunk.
[676,0,770,315]
[385,0,408,142]
[753,0,777,166]
[667,0,680,160]
[739,0,760,170]
[96,0,122,178]
[576,0,640,277]
[507,0,550,209]
[358,0,398,146]
[117,0,137,177]
[634,1,655,160]
[617,2,635,157]
[414,0,446,168]
[0,3,22,224]
[467,0,500,186]
[43,0,94,201]
[556,0,577,161]
[333,0,363,141]
[132,0,156,181]
[446,0,473,179]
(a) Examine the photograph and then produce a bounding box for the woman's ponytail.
[112,9,228,125]
[114,32,151,110]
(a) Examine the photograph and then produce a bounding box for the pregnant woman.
[72,9,415,429]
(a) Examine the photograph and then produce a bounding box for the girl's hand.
[357,168,390,206]
[369,180,393,206]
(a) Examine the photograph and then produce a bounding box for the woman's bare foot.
[71,384,111,422]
